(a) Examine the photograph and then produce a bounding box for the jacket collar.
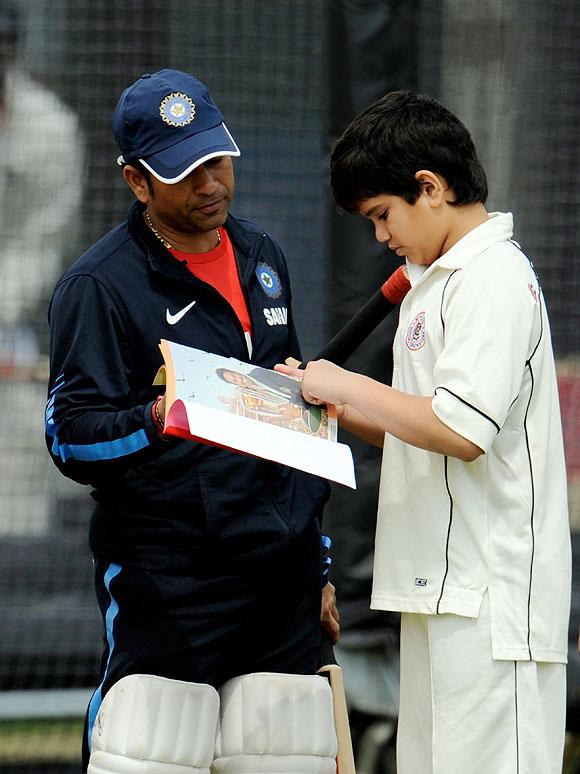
[127,200,265,280]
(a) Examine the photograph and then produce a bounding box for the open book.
[154,340,356,488]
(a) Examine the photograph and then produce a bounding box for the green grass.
[0,719,82,763]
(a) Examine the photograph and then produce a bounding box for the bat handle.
[300,265,410,369]
[318,629,338,668]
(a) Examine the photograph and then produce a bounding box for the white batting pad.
[88,674,220,774]
[212,672,337,773]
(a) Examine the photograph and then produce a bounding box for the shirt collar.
[433,211,514,270]
[405,212,514,286]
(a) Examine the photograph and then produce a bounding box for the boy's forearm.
[338,403,385,447]
[275,359,481,460]
[343,373,482,461]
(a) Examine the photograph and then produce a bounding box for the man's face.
[358,191,446,266]
[147,156,234,237]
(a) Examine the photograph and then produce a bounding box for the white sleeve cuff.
[432,387,499,452]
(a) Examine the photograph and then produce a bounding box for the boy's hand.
[275,360,348,406]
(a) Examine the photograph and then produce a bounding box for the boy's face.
[358,191,447,266]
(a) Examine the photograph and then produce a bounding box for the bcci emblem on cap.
[112,69,241,184]
[159,92,196,127]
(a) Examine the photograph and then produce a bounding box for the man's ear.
[123,164,151,204]
[415,170,448,207]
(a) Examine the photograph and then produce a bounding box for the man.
[0,0,82,356]
[0,0,82,531]
[45,69,337,770]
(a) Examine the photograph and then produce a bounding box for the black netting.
[0,0,577,769]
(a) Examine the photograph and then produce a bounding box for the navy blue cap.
[112,69,240,183]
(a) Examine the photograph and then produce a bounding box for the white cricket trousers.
[397,593,566,774]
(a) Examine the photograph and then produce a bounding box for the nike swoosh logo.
[166,301,197,325]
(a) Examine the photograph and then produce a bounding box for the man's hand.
[321,581,340,645]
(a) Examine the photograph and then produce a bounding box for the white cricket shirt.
[371,212,571,662]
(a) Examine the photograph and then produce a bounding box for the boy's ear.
[415,170,447,206]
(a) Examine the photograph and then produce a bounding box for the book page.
[157,340,356,488]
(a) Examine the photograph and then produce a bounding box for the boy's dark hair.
[330,90,488,212]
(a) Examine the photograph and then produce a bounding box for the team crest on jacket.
[405,311,426,350]
[159,92,196,127]
[256,262,282,299]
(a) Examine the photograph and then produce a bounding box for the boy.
[277,90,571,773]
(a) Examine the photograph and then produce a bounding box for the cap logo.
[159,92,196,127]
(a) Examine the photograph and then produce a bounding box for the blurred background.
[0,1,577,772]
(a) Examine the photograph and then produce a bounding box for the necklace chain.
[144,210,173,249]
[144,210,221,250]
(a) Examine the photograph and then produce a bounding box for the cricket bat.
[318,637,356,774]
[291,264,410,370]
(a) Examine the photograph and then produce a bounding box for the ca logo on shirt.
[405,311,426,351]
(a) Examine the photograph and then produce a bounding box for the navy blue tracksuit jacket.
[45,201,330,575]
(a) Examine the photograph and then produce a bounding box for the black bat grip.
[301,288,396,368]
[318,629,338,668]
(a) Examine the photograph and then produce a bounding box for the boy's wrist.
[343,371,368,410]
